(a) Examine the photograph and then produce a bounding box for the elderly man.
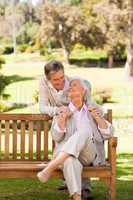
[37,78,112,200]
[39,60,96,200]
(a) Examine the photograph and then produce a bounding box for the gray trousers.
[54,130,96,196]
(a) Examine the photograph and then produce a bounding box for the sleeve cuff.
[98,120,112,135]
[54,122,66,133]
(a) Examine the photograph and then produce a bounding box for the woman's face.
[67,80,85,100]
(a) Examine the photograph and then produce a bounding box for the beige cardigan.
[51,111,113,166]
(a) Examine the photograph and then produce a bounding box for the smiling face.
[49,70,65,91]
[67,79,86,101]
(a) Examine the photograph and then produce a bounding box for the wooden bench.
[0,110,117,200]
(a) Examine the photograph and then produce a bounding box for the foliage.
[3,45,14,54]
[32,90,38,103]
[0,56,5,69]
[0,74,10,96]
[17,44,29,53]
[93,88,112,104]
[0,101,8,112]
[39,2,105,63]
[95,0,133,77]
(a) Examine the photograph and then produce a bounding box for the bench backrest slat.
[43,122,48,161]
[5,121,10,159]
[29,121,34,160]
[20,121,26,160]
[12,120,17,160]
[36,121,41,160]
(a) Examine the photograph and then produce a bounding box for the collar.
[69,102,88,113]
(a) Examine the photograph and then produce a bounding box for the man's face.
[49,70,65,91]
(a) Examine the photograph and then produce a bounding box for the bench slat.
[20,121,26,160]
[29,121,33,160]
[0,114,51,121]
[43,122,48,160]
[12,121,17,160]
[5,121,10,160]
[36,121,41,160]
[0,162,111,179]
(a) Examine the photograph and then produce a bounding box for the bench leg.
[108,176,115,200]
[102,177,115,200]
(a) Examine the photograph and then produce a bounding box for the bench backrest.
[0,110,112,161]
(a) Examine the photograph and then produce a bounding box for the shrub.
[17,44,29,53]
[0,74,10,96]
[93,88,112,104]
[73,43,87,51]
[25,46,34,53]
[0,101,8,112]
[33,90,39,103]
[0,57,5,69]
[3,46,14,54]
[40,47,48,56]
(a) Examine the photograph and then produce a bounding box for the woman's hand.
[57,108,72,131]
[88,106,108,129]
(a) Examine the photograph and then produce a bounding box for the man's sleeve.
[39,77,58,117]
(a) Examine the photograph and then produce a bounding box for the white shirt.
[54,102,112,138]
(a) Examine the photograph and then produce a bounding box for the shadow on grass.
[4,74,34,84]
[0,74,34,95]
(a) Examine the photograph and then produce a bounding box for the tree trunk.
[108,54,114,68]
[125,1,133,79]
[59,39,70,64]
[125,40,133,79]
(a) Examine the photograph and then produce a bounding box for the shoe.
[81,189,94,200]
[56,183,68,191]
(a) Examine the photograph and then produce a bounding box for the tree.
[95,0,133,78]
[39,2,105,63]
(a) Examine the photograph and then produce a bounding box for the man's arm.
[39,77,58,117]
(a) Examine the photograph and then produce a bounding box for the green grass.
[0,154,132,200]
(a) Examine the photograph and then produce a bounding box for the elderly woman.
[37,79,112,200]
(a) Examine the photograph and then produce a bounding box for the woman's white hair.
[69,76,87,91]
